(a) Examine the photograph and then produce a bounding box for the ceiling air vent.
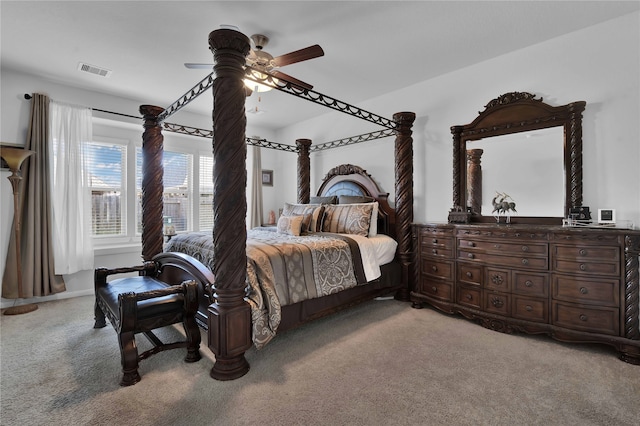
[77,62,112,78]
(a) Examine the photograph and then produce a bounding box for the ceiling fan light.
[243,71,278,93]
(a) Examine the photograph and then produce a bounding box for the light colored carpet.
[1,295,639,425]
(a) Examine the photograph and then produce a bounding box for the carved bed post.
[139,105,165,261]
[296,138,312,204]
[393,111,416,301]
[207,28,252,380]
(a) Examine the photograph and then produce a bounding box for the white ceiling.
[2,1,638,130]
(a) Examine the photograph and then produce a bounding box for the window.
[199,156,214,230]
[88,125,215,245]
[136,149,193,234]
[86,141,127,236]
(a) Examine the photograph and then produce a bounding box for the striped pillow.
[321,203,374,236]
[282,203,324,233]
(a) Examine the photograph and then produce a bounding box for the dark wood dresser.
[411,223,640,364]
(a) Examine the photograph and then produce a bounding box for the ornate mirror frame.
[449,92,586,225]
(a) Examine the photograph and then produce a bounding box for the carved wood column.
[393,111,416,301]
[207,28,252,380]
[624,234,640,341]
[567,101,586,213]
[466,148,483,215]
[296,138,312,203]
[451,125,464,211]
[139,105,165,261]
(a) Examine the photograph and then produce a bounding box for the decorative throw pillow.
[334,200,379,237]
[277,215,304,236]
[282,203,324,233]
[309,195,338,205]
[321,203,374,236]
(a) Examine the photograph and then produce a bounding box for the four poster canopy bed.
[126,28,416,380]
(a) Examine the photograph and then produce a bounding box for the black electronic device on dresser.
[412,92,640,364]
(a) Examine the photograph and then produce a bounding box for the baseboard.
[0,289,94,309]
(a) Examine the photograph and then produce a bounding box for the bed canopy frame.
[138,28,415,380]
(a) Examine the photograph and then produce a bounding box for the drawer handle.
[491,274,504,285]
[431,266,438,272]
[432,249,438,254]
[524,280,533,287]
[521,259,529,265]
[491,297,504,308]
[494,244,501,249]
[467,241,475,247]
[579,314,588,322]
[468,253,475,259]
[466,294,473,300]
[579,264,587,271]
[521,245,529,252]
[579,249,587,256]
[580,287,588,294]
[431,286,437,293]
[525,305,533,312]
[466,272,473,278]
[432,239,437,244]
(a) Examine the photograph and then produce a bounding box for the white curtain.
[246,144,263,229]
[49,100,94,274]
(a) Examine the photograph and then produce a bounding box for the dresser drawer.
[484,291,510,316]
[421,258,453,280]
[513,272,549,297]
[458,250,548,270]
[553,259,620,276]
[421,235,454,250]
[457,285,482,309]
[552,275,619,307]
[419,278,452,302]
[419,227,454,251]
[459,238,547,256]
[422,247,454,259]
[485,267,511,292]
[457,263,482,286]
[553,245,619,262]
[552,301,619,335]
[512,296,548,323]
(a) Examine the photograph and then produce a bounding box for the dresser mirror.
[450,92,586,224]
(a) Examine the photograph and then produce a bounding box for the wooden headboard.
[316,164,396,239]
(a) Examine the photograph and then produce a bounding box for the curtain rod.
[24,93,142,120]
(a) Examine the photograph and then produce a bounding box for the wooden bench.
[94,257,202,386]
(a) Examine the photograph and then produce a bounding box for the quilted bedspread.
[165,229,368,348]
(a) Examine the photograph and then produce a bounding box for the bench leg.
[94,299,107,329]
[183,315,202,363]
[118,331,141,386]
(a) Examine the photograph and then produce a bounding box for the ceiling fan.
[185,33,324,91]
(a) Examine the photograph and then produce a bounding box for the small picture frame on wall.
[262,170,273,186]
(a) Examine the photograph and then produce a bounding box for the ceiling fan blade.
[272,70,314,90]
[184,63,214,69]
[272,45,324,67]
